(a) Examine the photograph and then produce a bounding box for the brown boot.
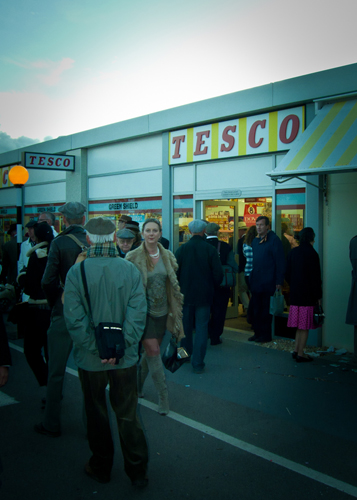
[146,355,169,415]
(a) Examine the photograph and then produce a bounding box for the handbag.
[217,242,236,288]
[162,337,189,373]
[269,289,284,315]
[80,261,125,364]
[313,304,325,327]
[221,265,236,287]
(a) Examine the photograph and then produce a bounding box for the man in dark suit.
[206,223,238,345]
[175,220,223,373]
[249,216,285,343]
[0,314,11,387]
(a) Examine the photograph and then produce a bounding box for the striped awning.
[268,99,357,178]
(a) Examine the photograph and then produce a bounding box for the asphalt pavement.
[1,322,357,500]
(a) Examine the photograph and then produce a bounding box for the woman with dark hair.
[18,222,54,393]
[286,227,322,362]
[126,218,184,415]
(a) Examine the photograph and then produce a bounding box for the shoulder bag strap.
[66,233,88,251]
[80,261,95,329]
[217,241,221,256]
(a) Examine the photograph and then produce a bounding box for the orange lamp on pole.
[8,165,29,253]
[9,165,29,187]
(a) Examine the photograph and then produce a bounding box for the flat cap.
[119,214,132,223]
[125,221,140,233]
[117,228,136,240]
[188,219,208,233]
[205,222,220,235]
[58,202,86,219]
[237,221,247,229]
[84,217,116,235]
[25,220,38,228]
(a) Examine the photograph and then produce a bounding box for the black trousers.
[208,287,230,344]
[250,291,273,341]
[23,306,50,386]
[78,365,148,481]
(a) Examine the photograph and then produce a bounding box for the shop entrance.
[203,200,238,319]
[203,197,273,328]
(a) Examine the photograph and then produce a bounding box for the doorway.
[202,197,273,331]
[203,200,238,319]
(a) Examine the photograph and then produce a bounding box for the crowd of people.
[1,202,356,488]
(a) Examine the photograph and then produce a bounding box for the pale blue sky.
[1,0,356,148]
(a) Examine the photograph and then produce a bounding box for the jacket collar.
[26,241,48,258]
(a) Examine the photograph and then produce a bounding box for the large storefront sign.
[169,106,305,165]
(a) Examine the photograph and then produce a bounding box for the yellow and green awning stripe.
[269,100,357,177]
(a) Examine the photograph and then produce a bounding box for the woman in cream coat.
[126,218,184,415]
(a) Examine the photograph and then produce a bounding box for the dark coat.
[237,235,246,273]
[346,235,357,325]
[175,235,223,306]
[42,225,88,316]
[159,236,170,249]
[207,237,231,265]
[206,237,238,278]
[23,243,49,301]
[0,315,11,366]
[285,242,322,306]
[0,237,18,284]
[250,231,286,294]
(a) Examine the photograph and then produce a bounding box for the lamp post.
[8,165,29,257]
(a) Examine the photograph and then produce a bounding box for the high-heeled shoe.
[296,355,313,363]
[291,351,298,359]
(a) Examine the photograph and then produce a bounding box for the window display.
[88,197,163,232]
[173,195,193,250]
[275,188,305,245]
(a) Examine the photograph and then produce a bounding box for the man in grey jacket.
[63,217,149,487]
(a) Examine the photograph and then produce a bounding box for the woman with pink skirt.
[286,227,322,362]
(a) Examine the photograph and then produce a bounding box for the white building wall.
[24,182,66,204]
[173,165,195,194]
[24,169,66,185]
[0,188,16,206]
[88,170,162,200]
[87,135,162,175]
[196,156,273,192]
[173,155,305,198]
[323,172,357,351]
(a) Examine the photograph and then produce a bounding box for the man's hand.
[0,366,9,387]
[101,358,116,366]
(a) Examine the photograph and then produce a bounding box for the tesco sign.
[169,106,305,165]
[24,152,75,171]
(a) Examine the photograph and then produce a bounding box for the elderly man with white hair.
[38,211,58,237]
[175,219,223,373]
[63,216,149,488]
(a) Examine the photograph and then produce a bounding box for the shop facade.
[1,63,357,350]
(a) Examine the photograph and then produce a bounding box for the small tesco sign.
[23,152,75,171]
